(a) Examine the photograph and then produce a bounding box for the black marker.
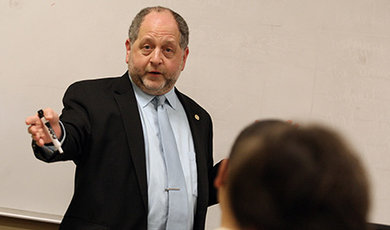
[37,109,63,153]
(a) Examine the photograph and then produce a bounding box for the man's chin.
[142,84,166,95]
[140,78,175,95]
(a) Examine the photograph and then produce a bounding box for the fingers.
[25,115,40,126]
[26,108,61,146]
[42,108,62,139]
[42,108,59,123]
[26,110,51,147]
[27,119,45,147]
[28,124,43,137]
[26,115,42,134]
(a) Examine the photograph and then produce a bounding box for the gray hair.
[128,6,189,49]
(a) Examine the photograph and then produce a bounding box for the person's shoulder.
[63,73,129,98]
[69,75,122,89]
[175,88,211,119]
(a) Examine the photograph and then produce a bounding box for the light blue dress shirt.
[131,78,198,230]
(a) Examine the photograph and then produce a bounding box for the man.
[214,120,370,230]
[26,6,219,230]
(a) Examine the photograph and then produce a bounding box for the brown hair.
[227,120,370,230]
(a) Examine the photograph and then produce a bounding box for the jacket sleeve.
[32,81,92,164]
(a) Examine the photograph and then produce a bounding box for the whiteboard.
[1,0,389,228]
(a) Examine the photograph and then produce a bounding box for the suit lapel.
[175,89,209,216]
[112,72,148,210]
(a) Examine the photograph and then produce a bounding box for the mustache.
[146,69,165,75]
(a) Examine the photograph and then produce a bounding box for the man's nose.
[150,49,163,65]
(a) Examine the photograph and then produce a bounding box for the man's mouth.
[148,71,162,75]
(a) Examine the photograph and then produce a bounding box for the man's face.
[126,11,189,96]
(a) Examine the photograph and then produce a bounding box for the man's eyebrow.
[139,37,153,44]
[138,37,178,46]
[162,39,179,46]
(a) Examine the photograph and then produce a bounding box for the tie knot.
[153,95,167,109]
[158,96,166,106]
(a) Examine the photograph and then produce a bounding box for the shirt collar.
[129,76,178,110]
[164,87,178,110]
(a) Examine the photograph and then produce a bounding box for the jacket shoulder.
[68,76,121,90]
[175,89,211,121]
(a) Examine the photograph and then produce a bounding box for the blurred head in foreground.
[215,120,370,230]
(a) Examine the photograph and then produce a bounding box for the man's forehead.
[140,11,179,32]
[136,12,180,42]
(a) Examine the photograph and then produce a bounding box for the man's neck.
[219,198,239,229]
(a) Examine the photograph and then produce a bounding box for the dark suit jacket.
[33,72,218,230]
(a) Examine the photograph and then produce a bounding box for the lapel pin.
[194,114,200,121]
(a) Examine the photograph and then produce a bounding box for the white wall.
[1,0,389,228]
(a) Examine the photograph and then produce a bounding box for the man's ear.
[214,159,229,189]
[125,39,131,63]
[180,47,189,71]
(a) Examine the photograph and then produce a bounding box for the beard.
[128,63,179,96]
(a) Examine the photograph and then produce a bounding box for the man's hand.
[25,108,62,147]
